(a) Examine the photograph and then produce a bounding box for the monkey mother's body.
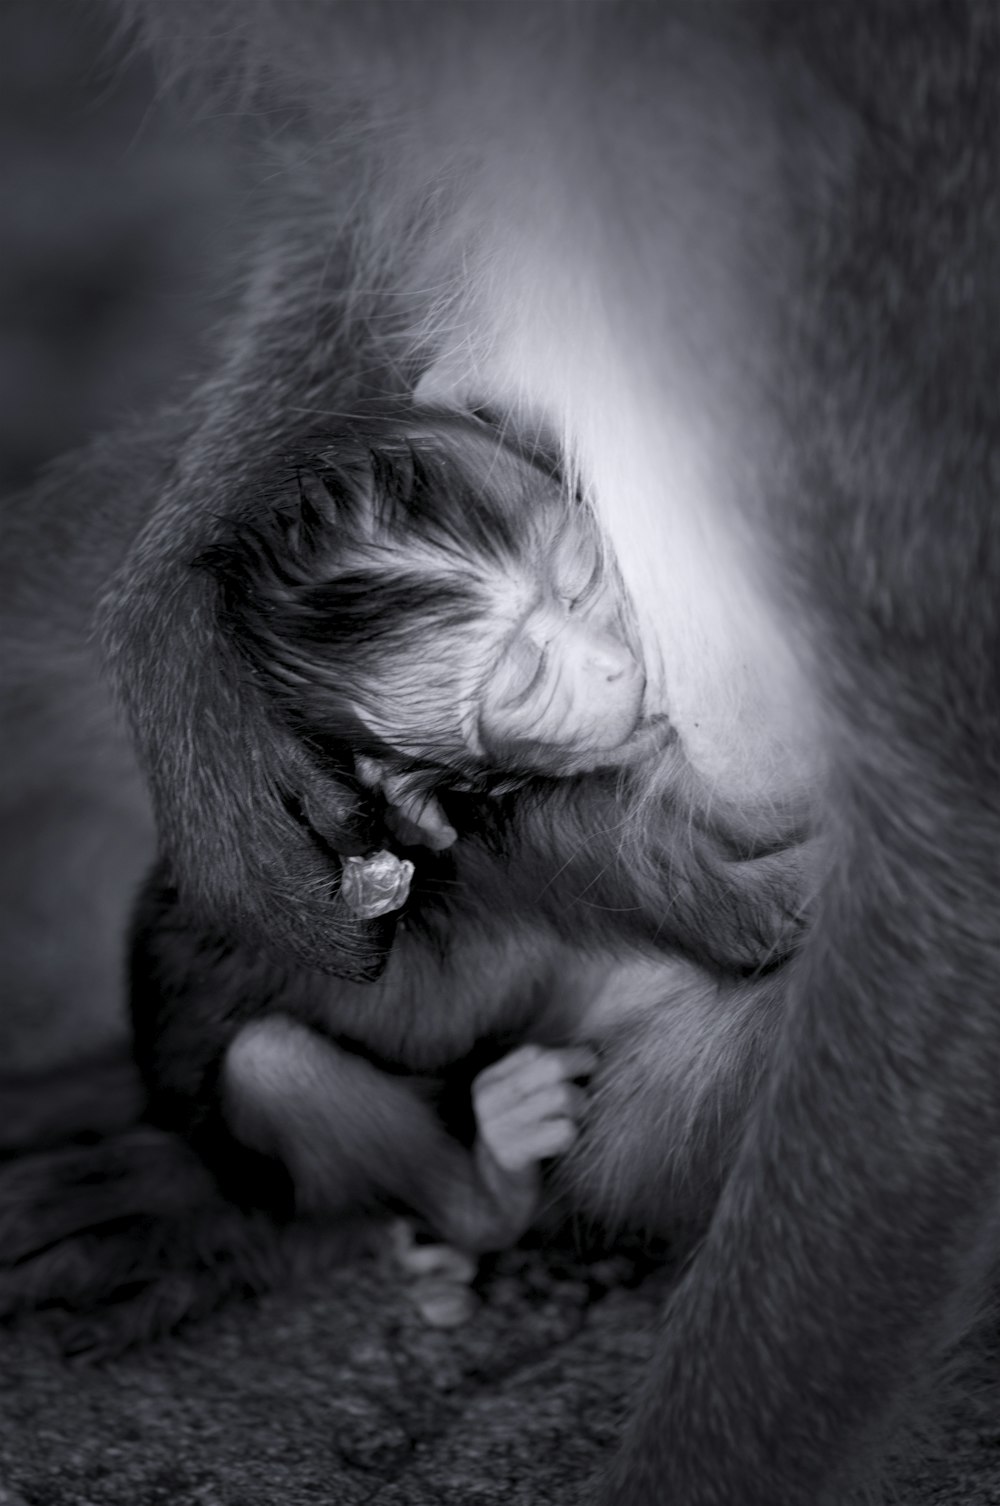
[4,5,1000,1506]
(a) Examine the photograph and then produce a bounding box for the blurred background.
[0,0,243,1076]
[0,0,234,495]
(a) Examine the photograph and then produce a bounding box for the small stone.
[341,850,414,918]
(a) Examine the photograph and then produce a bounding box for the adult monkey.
[7,5,1000,1506]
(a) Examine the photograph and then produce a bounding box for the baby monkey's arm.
[503,775,813,974]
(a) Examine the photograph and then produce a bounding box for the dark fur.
[129,416,800,1261]
[201,409,574,790]
[1,4,998,1504]
[0,402,802,1351]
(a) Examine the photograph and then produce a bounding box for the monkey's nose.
[588,637,639,683]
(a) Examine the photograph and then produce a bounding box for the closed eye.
[560,558,603,612]
[499,637,548,710]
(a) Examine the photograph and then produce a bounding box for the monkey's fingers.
[477,1079,588,1142]
[500,1115,579,1168]
[382,784,458,851]
[473,1044,597,1098]
[387,1223,480,1327]
[388,1220,477,1282]
[473,1051,593,1138]
[478,1098,584,1173]
[410,1274,479,1329]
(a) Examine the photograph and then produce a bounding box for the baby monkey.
[132,408,797,1325]
[132,408,670,1315]
[234,408,653,844]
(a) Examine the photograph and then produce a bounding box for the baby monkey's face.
[474,524,647,771]
[301,409,653,784]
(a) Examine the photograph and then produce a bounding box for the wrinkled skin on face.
[478,599,646,765]
[472,515,649,772]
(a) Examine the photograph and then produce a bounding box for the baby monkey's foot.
[472,1043,595,1239]
[389,1219,479,1329]
[387,1046,593,1327]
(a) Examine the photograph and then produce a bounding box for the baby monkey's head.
[209,408,648,799]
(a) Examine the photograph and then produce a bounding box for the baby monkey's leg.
[222,1017,577,1255]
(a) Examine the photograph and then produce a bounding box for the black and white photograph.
[1,3,999,1503]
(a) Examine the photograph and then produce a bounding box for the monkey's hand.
[355,756,458,850]
[471,1044,595,1243]
[382,787,457,851]
[101,519,395,982]
[388,1220,479,1329]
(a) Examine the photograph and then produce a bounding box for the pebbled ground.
[2,1240,1000,1506]
[0,1245,665,1506]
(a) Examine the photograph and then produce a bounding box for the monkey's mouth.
[635,711,673,736]
[621,712,677,753]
